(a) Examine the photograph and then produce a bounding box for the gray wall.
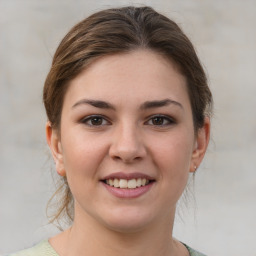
[1,0,255,255]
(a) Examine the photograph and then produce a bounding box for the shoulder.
[7,240,59,256]
[183,243,207,256]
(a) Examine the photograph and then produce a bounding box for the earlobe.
[190,118,210,173]
[45,121,66,177]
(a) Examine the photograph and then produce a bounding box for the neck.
[50,206,187,256]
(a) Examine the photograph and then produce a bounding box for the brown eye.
[146,115,175,126]
[152,116,164,125]
[90,117,103,125]
[81,115,110,126]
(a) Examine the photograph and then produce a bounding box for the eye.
[146,115,175,126]
[81,115,110,126]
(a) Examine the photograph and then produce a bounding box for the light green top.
[9,240,206,256]
[8,240,58,256]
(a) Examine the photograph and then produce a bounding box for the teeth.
[128,179,136,189]
[105,178,151,188]
[119,179,128,188]
[114,178,119,188]
[137,178,142,187]
[109,179,114,186]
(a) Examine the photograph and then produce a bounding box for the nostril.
[108,132,147,162]
[110,149,142,162]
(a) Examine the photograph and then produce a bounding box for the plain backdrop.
[1,0,256,255]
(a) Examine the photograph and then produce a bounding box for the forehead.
[64,49,190,109]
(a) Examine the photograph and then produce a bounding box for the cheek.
[60,136,109,202]
[153,133,194,170]
[60,130,109,178]
[150,132,194,195]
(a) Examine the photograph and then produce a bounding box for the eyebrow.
[72,99,115,110]
[140,99,183,110]
[72,98,183,110]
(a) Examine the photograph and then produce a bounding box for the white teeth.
[109,179,114,186]
[105,178,151,188]
[119,179,128,188]
[128,179,136,189]
[114,178,119,188]
[137,178,142,187]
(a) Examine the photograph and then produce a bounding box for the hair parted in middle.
[44,6,212,225]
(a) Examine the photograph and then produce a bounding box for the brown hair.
[44,6,212,225]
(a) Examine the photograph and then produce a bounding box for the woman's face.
[47,49,209,232]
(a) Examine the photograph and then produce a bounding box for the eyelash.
[80,115,111,126]
[145,115,175,126]
[80,114,175,127]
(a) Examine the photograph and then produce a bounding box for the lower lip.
[102,182,154,199]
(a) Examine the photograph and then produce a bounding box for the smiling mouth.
[103,178,154,189]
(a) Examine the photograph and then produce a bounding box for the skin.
[46,49,210,256]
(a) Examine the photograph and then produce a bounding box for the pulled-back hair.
[44,6,212,225]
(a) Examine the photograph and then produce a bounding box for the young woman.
[10,6,212,256]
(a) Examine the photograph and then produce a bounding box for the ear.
[190,117,210,173]
[45,121,66,177]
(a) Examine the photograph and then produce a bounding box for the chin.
[104,220,152,234]
[100,207,156,233]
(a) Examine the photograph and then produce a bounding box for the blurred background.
[0,0,255,255]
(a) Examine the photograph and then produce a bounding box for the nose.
[109,123,147,163]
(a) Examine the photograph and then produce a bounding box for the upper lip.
[101,172,155,181]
